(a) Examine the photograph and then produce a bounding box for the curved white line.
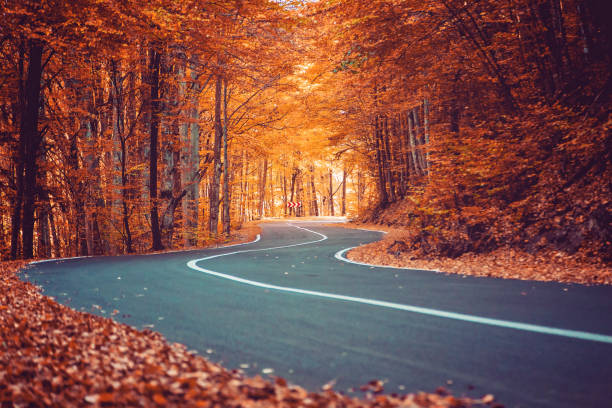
[187,224,327,265]
[334,247,441,272]
[29,234,262,266]
[222,234,262,248]
[187,224,612,344]
[332,226,439,272]
[29,255,92,265]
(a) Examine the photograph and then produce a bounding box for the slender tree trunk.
[121,134,133,253]
[309,166,318,216]
[222,78,231,236]
[208,75,223,236]
[36,205,50,258]
[240,151,247,222]
[393,116,406,195]
[412,109,427,174]
[149,48,164,250]
[296,174,304,217]
[114,71,134,253]
[182,64,200,246]
[423,99,431,176]
[10,157,24,259]
[375,115,389,204]
[48,207,60,258]
[382,115,395,201]
[328,169,334,216]
[289,169,297,216]
[283,168,291,217]
[407,110,421,176]
[10,45,26,259]
[259,158,268,218]
[341,168,347,216]
[357,171,363,215]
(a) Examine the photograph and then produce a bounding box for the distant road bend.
[26,221,612,408]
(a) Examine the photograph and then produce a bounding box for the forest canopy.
[1,0,610,261]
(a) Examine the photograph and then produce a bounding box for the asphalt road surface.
[23,222,612,407]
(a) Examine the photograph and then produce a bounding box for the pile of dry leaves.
[346,226,612,285]
[0,261,495,407]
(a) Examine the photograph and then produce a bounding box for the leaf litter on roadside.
[1,261,497,407]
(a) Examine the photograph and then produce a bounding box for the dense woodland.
[1,0,610,261]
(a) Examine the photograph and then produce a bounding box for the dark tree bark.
[341,168,347,216]
[328,169,334,216]
[258,157,268,218]
[36,205,51,259]
[282,170,288,216]
[10,45,26,260]
[289,168,298,216]
[374,115,389,204]
[70,134,88,257]
[19,42,44,259]
[208,75,223,236]
[149,48,164,250]
[222,78,231,236]
[48,205,60,258]
[382,115,396,202]
[296,173,304,217]
[120,133,133,253]
[309,166,318,216]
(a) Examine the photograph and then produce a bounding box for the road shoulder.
[336,223,612,285]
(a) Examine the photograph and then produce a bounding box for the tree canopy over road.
[1,0,610,264]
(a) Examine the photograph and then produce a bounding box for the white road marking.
[28,234,262,266]
[334,247,440,272]
[184,223,610,345]
[29,255,92,265]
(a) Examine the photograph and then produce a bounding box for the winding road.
[24,221,612,407]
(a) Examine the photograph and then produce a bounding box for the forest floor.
[1,227,492,407]
[343,223,612,285]
[143,223,263,256]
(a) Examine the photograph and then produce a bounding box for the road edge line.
[29,256,92,265]
[334,247,441,273]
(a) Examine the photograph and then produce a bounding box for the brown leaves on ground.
[346,225,612,285]
[148,224,262,256]
[0,261,490,407]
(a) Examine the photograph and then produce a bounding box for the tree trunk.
[222,78,231,236]
[393,115,406,195]
[259,157,268,218]
[309,166,318,216]
[19,42,44,259]
[382,115,395,201]
[282,170,288,216]
[328,169,334,216]
[182,63,200,246]
[121,135,133,253]
[412,108,427,174]
[10,157,24,259]
[407,110,421,176]
[116,76,134,253]
[295,172,304,217]
[36,205,51,259]
[423,99,431,176]
[48,206,60,258]
[289,169,298,216]
[356,171,363,215]
[374,115,389,204]
[341,168,347,216]
[10,45,26,259]
[149,47,164,251]
[208,75,223,236]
